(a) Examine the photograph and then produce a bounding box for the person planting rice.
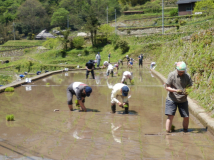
[121,71,133,84]
[85,60,95,79]
[67,82,92,112]
[114,63,119,73]
[128,58,135,69]
[150,62,156,69]
[110,83,130,114]
[165,61,192,133]
[118,59,123,67]
[106,63,114,78]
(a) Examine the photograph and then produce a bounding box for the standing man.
[67,82,93,112]
[108,53,111,63]
[138,54,143,68]
[126,55,130,66]
[85,60,95,79]
[111,83,130,114]
[165,62,192,133]
[95,52,101,68]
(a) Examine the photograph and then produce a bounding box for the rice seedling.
[46,83,50,85]
[171,125,175,132]
[118,72,121,76]
[6,114,14,121]
[131,79,135,85]
[5,87,14,92]
[124,81,127,85]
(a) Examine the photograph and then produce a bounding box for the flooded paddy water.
[0,65,214,160]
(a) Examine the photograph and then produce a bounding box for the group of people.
[66,52,136,114]
[68,51,192,133]
[126,54,144,69]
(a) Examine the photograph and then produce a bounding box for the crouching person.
[103,61,114,77]
[111,83,130,114]
[67,82,92,112]
[121,71,133,84]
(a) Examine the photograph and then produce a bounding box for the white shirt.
[107,64,114,72]
[95,54,101,60]
[103,61,108,66]
[111,83,130,103]
[121,71,132,82]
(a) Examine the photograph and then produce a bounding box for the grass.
[5,87,14,92]
[2,40,45,46]
[6,114,14,121]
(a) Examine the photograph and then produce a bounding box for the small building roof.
[36,29,55,39]
[177,0,200,4]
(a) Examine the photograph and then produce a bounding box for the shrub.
[5,87,14,92]
[84,49,89,55]
[109,34,120,45]
[127,30,131,35]
[123,5,129,12]
[170,8,178,17]
[73,37,85,49]
[179,20,186,26]
[175,18,179,23]
[116,40,130,54]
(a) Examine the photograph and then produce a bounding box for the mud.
[0,66,214,159]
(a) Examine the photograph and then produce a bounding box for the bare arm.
[79,98,87,112]
[165,84,181,93]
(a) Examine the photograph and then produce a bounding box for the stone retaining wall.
[0,49,25,57]
[117,27,176,35]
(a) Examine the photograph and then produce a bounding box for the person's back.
[86,60,94,69]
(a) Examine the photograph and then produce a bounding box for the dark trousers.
[86,70,95,79]
[111,103,129,114]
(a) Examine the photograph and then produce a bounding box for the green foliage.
[131,79,134,85]
[51,8,69,28]
[27,33,35,40]
[6,114,14,121]
[122,5,129,11]
[123,104,128,108]
[179,20,186,26]
[17,0,48,34]
[46,83,50,85]
[0,75,13,85]
[194,0,214,15]
[98,24,114,39]
[170,8,178,17]
[5,87,14,92]
[171,125,175,131]
[43,38,62,49]
[211,114,214,118]
[109,34,120,45]
[115,40,130,54]
[73,37,85,49]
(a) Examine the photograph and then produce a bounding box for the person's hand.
[118,102,123,107]
[176,89,182,93]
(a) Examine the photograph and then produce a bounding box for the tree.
[84,8,100,47]
[98,24,114,39]
[194,0,214,15]
[51,8,69,29]
[17,0,48,34]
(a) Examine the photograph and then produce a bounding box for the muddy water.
[0,66,214,160]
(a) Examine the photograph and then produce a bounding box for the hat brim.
[122,92,128,96]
